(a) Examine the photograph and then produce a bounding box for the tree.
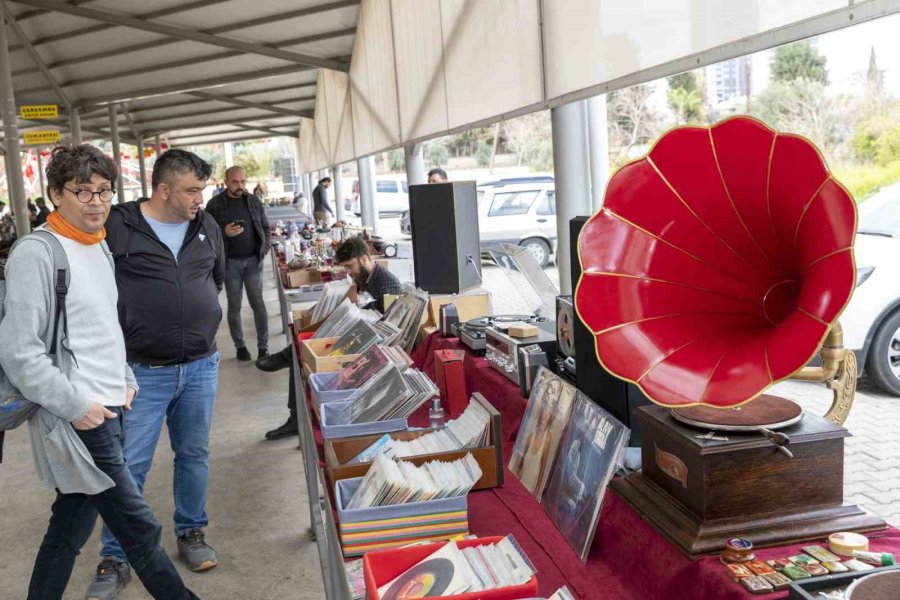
[502,112,553,171]
[866,46,885,99]
[666,72,706,124]
[754,79,848,158]
[425,141,449,168]
[388,149,405,172]
[770,41,828,85]
[607,83,662,165]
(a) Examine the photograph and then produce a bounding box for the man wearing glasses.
[84,150,225,599]
[0,145,199,599]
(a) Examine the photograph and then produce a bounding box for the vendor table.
[277,258,900,600]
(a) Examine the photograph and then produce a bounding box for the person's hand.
[124,387,137,411]
[72,402,117,430]
[224,223,244,237]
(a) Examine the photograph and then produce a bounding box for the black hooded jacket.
[105,200,226,365]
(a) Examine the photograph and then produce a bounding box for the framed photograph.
[507,367,576,500]
[542,393,629,562]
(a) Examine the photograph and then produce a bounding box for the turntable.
[452,314,545,353]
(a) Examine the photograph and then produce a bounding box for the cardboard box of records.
[324,393,503,492]
[282,267,321,288]
[299,337,361,374]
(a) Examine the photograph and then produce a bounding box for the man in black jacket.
[206,166,271,361]
[90,150,225,596]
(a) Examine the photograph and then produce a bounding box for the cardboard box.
[300,337,360,373]
[336,477,469,558]
[508,323,538,338]
[323,393,503,491]
[435,349,467,416]
[363,536,538,599]
[425,293,491,327]
[282,268,321,288]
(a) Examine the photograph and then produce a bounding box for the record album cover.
[542,393,629,561]
[326,345,390,391]
[508,367,576,501]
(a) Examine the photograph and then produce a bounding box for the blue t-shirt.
[144,214,189,260]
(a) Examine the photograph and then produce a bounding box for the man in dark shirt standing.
[206,166,271,362]
[33,196,51,226]
[312,176,333,226]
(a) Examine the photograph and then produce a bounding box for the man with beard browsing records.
[254,236,401,440]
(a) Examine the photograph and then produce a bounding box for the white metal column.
[404,143,426,186]
[69,108,83,144]
[357,155,378,236]
[303,173,312,203]
[587,95,610,213]
[0,4,28,236]
[333,164,345,221]
[137,138,148,198]
[224,141,234,168]
[109,104,125,202]
[155,134,162,157]
[36,147,45,197]
[551,100,593,295]
[292,138,302,196]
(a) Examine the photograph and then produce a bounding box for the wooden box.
[323,393,503,491]
[611,406,885,557]
[299,337,360,373]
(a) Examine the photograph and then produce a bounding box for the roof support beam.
[144,115,305,138]
[234,123,299,139]
[74,64,331,109]
[130,97,316,128]
[1,2,71,108]
[187,91,306,117]
[171,132,294,148]
[8,0,348,71]
[13,0,98,23]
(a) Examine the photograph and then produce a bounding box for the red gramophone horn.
[575,116,857,408]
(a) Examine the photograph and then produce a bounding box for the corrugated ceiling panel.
[332,75,356,164]
[351,0,400,156]
[390,0,448,141]
[322,70,352,162]
[543,0,848,101]
[440,0,543,129]
[298,117,316,172]
[313,70,332,164]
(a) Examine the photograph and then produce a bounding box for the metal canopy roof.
[4,0,360,146]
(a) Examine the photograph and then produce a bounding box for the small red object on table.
[435,349,467,416]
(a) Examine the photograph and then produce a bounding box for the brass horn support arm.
[789,322,856,425]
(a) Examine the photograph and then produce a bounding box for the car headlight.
[856,266,875,288]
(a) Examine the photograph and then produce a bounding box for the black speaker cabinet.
[409,181,482,294]
[570,216,652,446]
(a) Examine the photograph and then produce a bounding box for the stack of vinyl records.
[376,535,535,599]
[323,345,412,392]
[310,279,352,323]
[380,288,428,352]
[314,299,381,339]
[346,453,482,509]
[327,321,382,356]
[347,401,491,464]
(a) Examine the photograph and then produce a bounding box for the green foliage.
[770,41,828,85]
[851,110,900,165]
[474,140,492,167]
[833,160,900,201]
[388,148,405,171]
[425,141,449,168]
[666,72,706,124]
[608,84,662,166]
[753,79,844,157]
[502,112,553,171]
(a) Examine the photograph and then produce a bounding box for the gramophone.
[575,116,885,557]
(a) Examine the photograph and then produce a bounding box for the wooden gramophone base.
[610,406,886,558]
[611,472,885,558]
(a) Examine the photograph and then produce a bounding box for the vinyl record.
[557,303,576,358]
[381,558,455,600]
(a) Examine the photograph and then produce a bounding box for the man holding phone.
[206,166,270,361]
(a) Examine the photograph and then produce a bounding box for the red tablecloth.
[307,331,900,599]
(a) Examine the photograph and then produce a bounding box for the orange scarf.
[47,211,106,245]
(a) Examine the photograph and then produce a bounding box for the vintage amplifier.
[485,320,557,386]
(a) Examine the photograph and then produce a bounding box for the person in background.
[0,144,198,600]
[252,182,266,201]
[90,150,225,597]
[34,196,51,226]
[312,177,333,226]
[206,166,271,362]
[27,199,37,227]
[427,168,448,183]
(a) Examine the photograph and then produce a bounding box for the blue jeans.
[101,353,220,562]
[28,407,198,600]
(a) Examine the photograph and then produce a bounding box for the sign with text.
[24,130,61,145]
[20,105,59,119]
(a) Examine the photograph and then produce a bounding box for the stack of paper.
[346,453,482,509]
[347,400,491,464]
[376,535,535,599]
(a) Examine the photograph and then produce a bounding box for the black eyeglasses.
[64,186,114,203]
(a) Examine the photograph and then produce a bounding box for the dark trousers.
[225,256,269,352]
[27,407,198,600]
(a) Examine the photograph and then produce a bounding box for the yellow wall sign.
[24,130,61,145]
[20,105,59,119]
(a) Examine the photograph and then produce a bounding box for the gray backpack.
[0,230,70,462]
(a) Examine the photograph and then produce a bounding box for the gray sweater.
[0,231,137,494]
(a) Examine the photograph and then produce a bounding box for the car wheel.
[521,237,550,268]
[866,309,900,396]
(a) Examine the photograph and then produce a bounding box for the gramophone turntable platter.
[670,395,804,432]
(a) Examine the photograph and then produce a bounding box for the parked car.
[348,176,409,216]
[842,182,900,395]
[478,182,557,267]
[399,175,555,238]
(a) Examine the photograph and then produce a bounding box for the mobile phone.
[232,219,245,227]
